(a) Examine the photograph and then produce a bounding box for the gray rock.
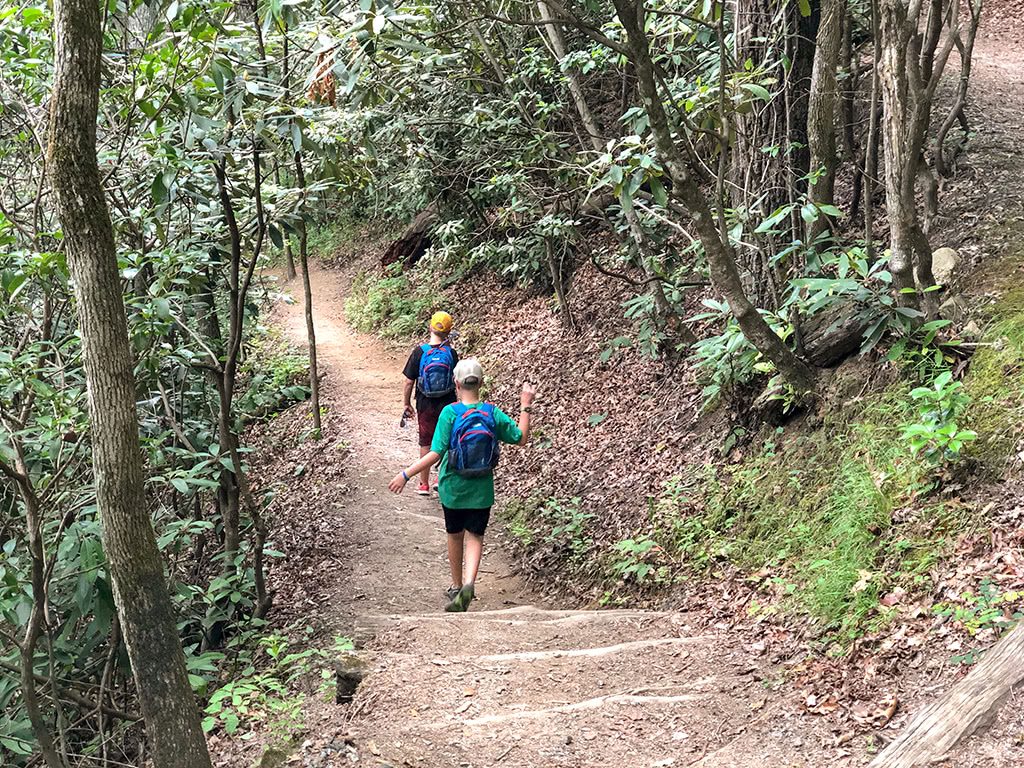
[938,294,967,322]
[335,651,371,704]
[931,247,960,285]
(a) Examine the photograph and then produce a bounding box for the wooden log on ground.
[380,202,439,269]
[869,625,1024,767]
[801,300,871,368]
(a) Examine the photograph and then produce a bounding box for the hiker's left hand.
[388,473,408,493]
[520,381,537,408]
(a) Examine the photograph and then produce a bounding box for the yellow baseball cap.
[430,311,453,334]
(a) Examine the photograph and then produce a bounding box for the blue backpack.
[417,343,455,398]
[449,403,501,478]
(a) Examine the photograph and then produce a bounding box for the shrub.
[344,266,439,339]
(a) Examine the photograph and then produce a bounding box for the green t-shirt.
[431,401,523,509]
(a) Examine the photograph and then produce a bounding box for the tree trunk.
[283,240,297,280]
[870,625,1024,767]
[806,0,843,243]
[381,203,439,268]
[732,0,819,307]
[11,462,65,768]
[933,1,982,177]
[613,0,817,393]
[877,0,926,304]
[294,152,322,434]
[878,0,961,312]
[48,0,212,765]
[863,0,882,253]
[536,0,603,152]
[281,19,322,436]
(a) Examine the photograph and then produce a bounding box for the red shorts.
[417,401,444,447]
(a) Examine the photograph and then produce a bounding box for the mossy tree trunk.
[48,0,212,765]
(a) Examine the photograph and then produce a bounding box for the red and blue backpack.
[417,343,455,398]
[449,403,500,477]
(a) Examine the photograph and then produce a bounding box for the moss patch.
[963,286,1024,470]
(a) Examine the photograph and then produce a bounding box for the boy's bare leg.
[418,446,430,486]
[447,532,465,587]
[464,533,484,585]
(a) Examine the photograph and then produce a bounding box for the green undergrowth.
[196,626,353,749]
[236,323,311,424]
[308,215,403,268]
[345,264,440,339]
[663,395,950,644]
[962,285,1024,469]
[504,295,1024,644]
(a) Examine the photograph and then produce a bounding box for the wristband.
[401,470,409,481]
[521,405,533,414]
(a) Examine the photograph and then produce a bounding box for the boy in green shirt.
[389,358,536,612]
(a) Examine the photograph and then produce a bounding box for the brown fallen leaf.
[877,696,899,727]
[835,731,856,747]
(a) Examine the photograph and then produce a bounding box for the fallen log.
[801,300,871,368]
[869,625,1024,767]
[380,202,439,269]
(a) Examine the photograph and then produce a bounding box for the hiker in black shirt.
[402,311,458,495]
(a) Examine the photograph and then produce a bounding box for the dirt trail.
[273,263,841,768]
[274,262,531,627]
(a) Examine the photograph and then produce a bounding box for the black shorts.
[442,505,491,536]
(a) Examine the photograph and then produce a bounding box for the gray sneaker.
[445,583,475,613]
[444,585,460,602]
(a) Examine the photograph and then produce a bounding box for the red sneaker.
[416,483,430,496]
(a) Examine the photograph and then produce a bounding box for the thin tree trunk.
[283,20,322,435]
[806,0,843,242]
[878,0,959,312]
[47,0,212,763]
[933,1,981,177]
[283,240,297,280]
[8,459,65,768]
[877,0,924,303]
[864,0,882,255]
[536,0,603,152]
[613,0,816,393]
[294,153,322,434]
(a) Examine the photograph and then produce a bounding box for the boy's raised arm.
[516,382,536,446]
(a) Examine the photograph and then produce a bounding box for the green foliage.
[542,497,594,566]
[501,496,594,571]
[962,294,1024,468]
[900,370,977,463]
[933,580,1023,639]
[201,632,352,742]
[690,299,791,409]
[345,266,440,339]
[608,536,670,585]
[646,389,954,643]
[236,324,311,422]
[0,0,346,760]
[789,247,934,355]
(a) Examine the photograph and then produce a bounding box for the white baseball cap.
[454,358,484,386]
